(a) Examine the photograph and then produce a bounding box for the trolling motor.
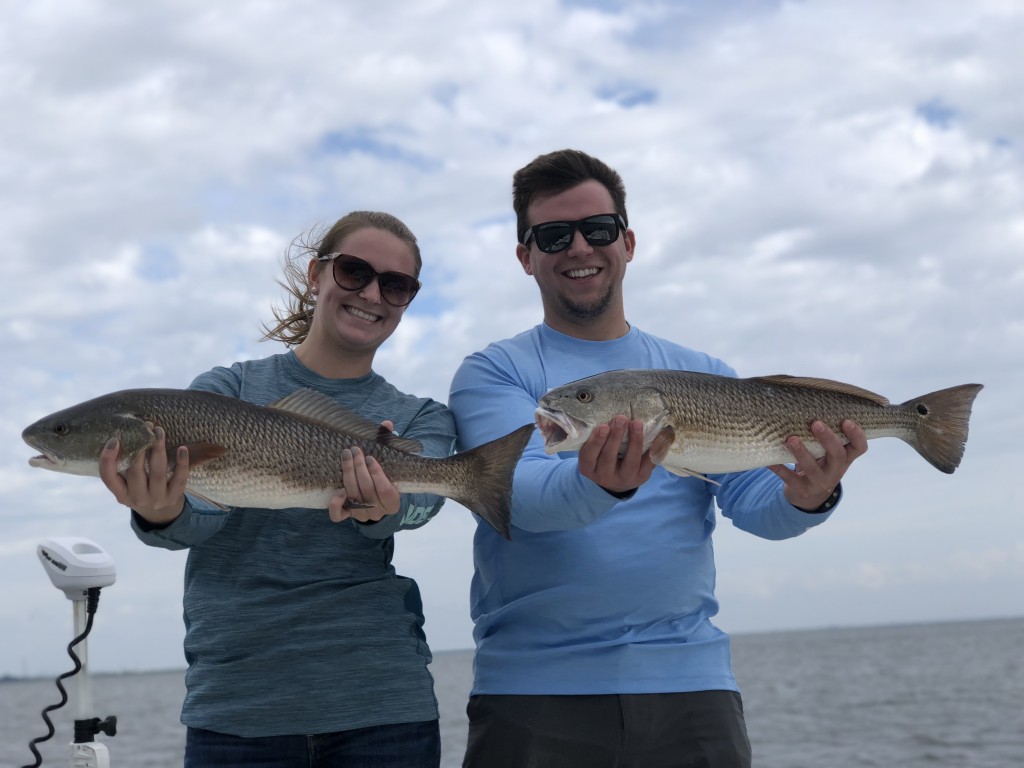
[23,538,118,768]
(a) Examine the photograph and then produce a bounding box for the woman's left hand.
[328,422,403,523]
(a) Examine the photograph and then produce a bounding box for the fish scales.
[535,370,982,477]
[23,388,534,539]
[163,392,398,506]
[651,371,914,441]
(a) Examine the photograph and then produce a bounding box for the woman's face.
[308,227,419,358]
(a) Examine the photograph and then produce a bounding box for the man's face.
[517,179,634,333]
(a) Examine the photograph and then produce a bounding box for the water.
[730,619,1022,767]
[3,617,1020,767]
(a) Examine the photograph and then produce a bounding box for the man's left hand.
[769,419,868,511]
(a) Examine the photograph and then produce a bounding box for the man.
[448,149,868,767]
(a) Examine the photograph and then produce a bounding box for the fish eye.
[576,389,593,404]
[53,423,69,436]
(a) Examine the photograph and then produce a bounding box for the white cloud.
[2,0,1022,681]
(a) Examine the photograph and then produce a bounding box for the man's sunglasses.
[316,253,421,307]
[522,213,626,254]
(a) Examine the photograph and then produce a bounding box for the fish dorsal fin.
[752,375,890,406]
[269,389,424,454]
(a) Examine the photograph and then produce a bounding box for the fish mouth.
[534,407,590,453]
[22,435,58,467]
[28,452,60,469]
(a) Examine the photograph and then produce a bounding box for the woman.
[99,211,449,767]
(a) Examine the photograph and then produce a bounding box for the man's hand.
[98,425,189,525]
[577,415,656,496]
[769,419,868,511]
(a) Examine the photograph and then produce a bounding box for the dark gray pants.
[463,691,752,768]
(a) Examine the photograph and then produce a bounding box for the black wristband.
[131,509,174,532]
[799,483,841,514]
[604,486,638,500]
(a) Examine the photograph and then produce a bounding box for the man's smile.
[563,267,601,280]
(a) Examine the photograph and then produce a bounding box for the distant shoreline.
[4,614,1020,683]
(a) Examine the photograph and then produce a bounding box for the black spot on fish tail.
[904,383,983,473]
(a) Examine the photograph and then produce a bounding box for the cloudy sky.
[3,0,1022,678]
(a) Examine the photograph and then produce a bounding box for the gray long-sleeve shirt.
[133,350,455,736]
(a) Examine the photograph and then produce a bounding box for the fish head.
[22,395,157,477]
[535,371,671,455]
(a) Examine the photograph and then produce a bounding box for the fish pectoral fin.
[647,426,676,465]
[184,442,229,465]
[663,465,722,487]
[341,498,375,510]
[185,490,231,512]
[178,444,232,510]
[644,424,721,486]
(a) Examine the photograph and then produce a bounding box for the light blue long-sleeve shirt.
[132,350,455,736]
[449,323,837,696]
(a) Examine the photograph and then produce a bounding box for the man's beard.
[559,284,615,320]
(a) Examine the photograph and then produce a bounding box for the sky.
[2,0,1022,678]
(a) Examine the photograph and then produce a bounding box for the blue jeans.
[185,720,440,768]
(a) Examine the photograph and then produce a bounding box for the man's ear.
[624,228,636,263]
[516,243,534,275]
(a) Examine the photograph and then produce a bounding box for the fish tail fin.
[903,384,983,473]
[450,424,534,540]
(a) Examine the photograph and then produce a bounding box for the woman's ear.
[307,258,321,296]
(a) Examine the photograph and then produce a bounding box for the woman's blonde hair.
[262,210,421,346]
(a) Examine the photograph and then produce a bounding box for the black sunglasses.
[317,253,421,307]
[522,213,626,254]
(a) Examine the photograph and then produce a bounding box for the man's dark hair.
[512,149,628,244]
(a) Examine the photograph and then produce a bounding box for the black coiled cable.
[21,587,102,768]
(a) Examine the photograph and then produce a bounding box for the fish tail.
[450,424,534,540]
[903,384,983,473]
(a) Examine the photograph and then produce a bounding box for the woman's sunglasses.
[522,213,626,254]
[317,253,421,307]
